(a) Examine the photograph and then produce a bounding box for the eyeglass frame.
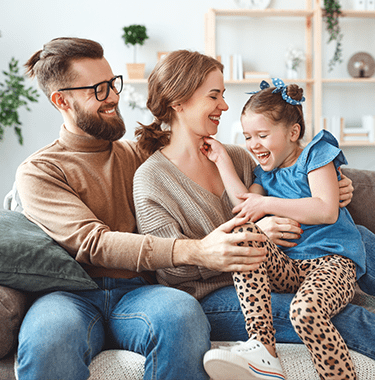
[58,75,123,102]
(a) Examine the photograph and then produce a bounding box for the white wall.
[1,0,374,206]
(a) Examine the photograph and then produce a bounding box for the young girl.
[202,78,366,380]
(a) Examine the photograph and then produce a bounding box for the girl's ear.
[290,123,301,142]
[51,91,70,110]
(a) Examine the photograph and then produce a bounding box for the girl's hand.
[200,137,227,164]
[232,193,267,222]
[256,216,303,248]
[338,168,353,208]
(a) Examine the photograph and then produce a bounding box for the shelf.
[206,1,375,147]
[322,78,375,83]
[210,8,375,18]
[225,78,314,84]
[209,9,313,17]
[340,141,375,147]
[205,5,315,141]
[340,10,375,18]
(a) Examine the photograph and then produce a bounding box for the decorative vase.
[286,68,298,79]
[126,63,145,79]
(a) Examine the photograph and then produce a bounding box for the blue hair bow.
[246,78,305,106]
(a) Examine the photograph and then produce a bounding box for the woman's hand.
[338,168,354,208]
[256,216,303,248]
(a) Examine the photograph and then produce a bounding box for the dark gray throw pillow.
[0,210,98,292]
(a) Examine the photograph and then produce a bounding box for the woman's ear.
[50,91,70,110]
[171,103,183,113]
[290,123,301,142]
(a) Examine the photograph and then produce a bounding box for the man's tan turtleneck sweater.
[16,126,175,282]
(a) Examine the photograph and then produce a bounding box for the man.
[16,37,266,380]
[16,37,375,380]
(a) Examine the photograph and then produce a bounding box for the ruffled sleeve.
[298,130,347,178]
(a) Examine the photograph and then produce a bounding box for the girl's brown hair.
[241,84,305,140]
[135,50,224,155]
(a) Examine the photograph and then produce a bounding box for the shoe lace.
[231,335,261,353]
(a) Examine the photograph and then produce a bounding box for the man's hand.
[338,168,354,208]
[173,217,267,272]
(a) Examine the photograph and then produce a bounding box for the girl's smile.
[241,111,301,171]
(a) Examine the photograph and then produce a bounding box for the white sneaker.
[203,336,285,380]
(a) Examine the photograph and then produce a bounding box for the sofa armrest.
[342,168,375,234]
[3,183,23,212]
[0,286,30,359]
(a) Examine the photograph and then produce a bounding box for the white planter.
[286,68,298,80]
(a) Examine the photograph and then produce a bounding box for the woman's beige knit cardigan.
[133,144,256,299]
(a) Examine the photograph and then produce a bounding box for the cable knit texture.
[134,144,256,299]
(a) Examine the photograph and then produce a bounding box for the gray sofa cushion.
[0,210,98,293]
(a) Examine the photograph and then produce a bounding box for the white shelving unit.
[204,0,375,145]
[124,1,375,146]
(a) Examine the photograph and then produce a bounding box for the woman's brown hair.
[241,83,306,140]
[135,50,224,156]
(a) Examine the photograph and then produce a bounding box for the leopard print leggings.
[232,223,357,380]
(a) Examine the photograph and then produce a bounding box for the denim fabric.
[254,130,366,279]
[17,277,211,380]
[357,225,375,295]
[16,224,375,380]
[201,284,375,360]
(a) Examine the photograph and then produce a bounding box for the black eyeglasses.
[58,75,123,101]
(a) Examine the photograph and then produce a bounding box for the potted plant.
[122,24,149,79]
[323,0,343,72]
[0,57,39,145]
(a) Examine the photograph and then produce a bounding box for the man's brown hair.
[25,37,104,100]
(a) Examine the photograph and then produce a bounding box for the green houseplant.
[0,57,39,145]
[122,24,149,79]
[323,0,343,72]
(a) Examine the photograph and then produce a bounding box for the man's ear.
[50,91,70,110]
[290,123,301,142]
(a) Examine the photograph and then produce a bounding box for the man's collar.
[59,124,112,152]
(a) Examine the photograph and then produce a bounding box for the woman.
[133,50,375,378]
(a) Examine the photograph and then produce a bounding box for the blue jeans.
[17,277,211,380]
[18,226,375,379]
[357,225,375,295]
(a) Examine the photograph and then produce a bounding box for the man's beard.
[73,101,126,141]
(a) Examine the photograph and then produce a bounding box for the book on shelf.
[218,54,244,81]
[353,0,366,10]
[321,116,343,142]
[366,0,375,10]
[362,115,375,142]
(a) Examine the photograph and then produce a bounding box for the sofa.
[1,167,375,380]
